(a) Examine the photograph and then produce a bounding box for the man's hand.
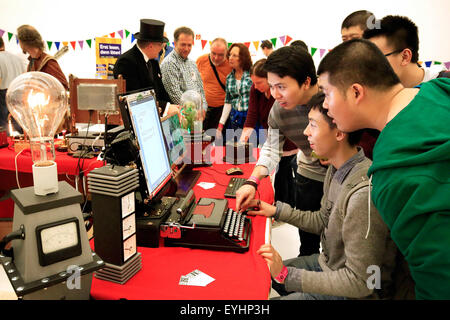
[235,184,256,212]
[257,244,284,279]
[245,199,276,217]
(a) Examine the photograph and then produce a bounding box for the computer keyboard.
[224,177,247,198]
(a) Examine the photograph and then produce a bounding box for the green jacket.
[368,78,450,299]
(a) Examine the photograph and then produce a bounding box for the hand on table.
[235,184,256,212]
[245,199,276,217]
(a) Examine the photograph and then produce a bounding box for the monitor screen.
[161,113,186,166]
[125,91,172,199]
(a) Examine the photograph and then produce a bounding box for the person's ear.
[335,129,346,142]
[401,48,413,66]
[350,83,365,103]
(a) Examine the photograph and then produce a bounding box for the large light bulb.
[6,72,68,195]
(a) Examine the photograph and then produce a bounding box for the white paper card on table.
[197,182,216,190]
[179,269,215,287]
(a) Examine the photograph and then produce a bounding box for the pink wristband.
[248,175,260,185]
[274,265,288,283]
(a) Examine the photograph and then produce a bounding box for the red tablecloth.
[90,148,274,300]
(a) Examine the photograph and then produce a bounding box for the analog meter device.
[0,181,104,299]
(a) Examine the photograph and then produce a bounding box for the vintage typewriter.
[224,177,247,198]
[161,191,251,253]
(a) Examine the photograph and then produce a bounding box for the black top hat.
[134,19,168,42]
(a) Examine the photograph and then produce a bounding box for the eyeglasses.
[384,49,405,57]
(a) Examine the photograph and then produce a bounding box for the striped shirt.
[224,70,252,112]
[160,50,207,109]
[257,101,327,182]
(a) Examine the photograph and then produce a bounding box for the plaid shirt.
[225,70,253,112]
[160,50,207,109]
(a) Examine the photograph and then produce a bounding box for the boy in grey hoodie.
[247,92,397,299]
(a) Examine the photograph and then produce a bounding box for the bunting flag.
[320,48,326,58]
[270,38,277,48]
[285,35,292,45]
[1,26,448,71]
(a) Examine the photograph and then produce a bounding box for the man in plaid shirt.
[161,26,207,110]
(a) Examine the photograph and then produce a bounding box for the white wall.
[2,0,449,79]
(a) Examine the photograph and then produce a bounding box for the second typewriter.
[160,192,251,253]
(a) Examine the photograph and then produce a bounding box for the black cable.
[0,225,25,258]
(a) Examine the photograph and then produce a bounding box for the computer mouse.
[226,167,244,175]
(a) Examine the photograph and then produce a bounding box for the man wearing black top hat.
[113,19,173,115]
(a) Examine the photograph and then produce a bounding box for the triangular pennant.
[86,39,92,48]
[125,30,130,38]
[244,42,250,49]
[131,34,136,43]
[63,41,68,47]
[227,42,232,48]
[201,39,207,50]
[8,32,13,41]
[279,36,286,46]
[55,41,60,50]
[0,29,4,38]
[47,41,53,50]
[445,61,450,70]
[16,36,19,45]
[70,41,76,50]
[78,40,84,50]
[320,48,326,58]
[418,61,423,66]
[110,32,115,38]
[209,41,212,46]
[425,61,432,68]
[270,38,277,48]
[433,61,442,65]
[118,30,124,39]
[284,35,292,45]
[311,47,317,56]
[253,41,260,51]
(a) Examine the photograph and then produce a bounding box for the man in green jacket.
[248,92,397,299]
[317,39,450,299]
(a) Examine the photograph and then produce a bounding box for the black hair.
[363,15,420,63]
[317,39,400,93]
[290,40,308,52]
[306,92,363,146]
[260,40,273,49]
[0,37,4,48]
[341,10,375,30]
[263,46,317,86]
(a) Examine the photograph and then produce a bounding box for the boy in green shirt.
[317,39,450,299]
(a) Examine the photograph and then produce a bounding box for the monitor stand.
[173,164,201,197]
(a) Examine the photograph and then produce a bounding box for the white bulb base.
[32,161,59,196]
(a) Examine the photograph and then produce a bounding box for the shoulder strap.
[437,70,450,78]
[37,55,57,72]
[208,55,226,91]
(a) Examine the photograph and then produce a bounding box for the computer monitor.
[122,90,172,200]
[161,113,201,197]
[161,113,186,166]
